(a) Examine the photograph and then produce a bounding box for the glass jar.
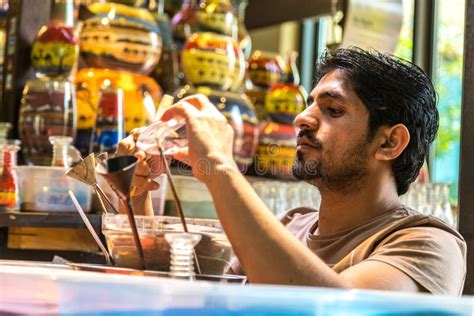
[19,78,76,165]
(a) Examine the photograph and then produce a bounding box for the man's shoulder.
[277,207,319,224]
[390,207,465,243]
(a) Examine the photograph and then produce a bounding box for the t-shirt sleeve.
[366,227,466,296]
[227,207,317,276]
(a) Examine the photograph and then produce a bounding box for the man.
[118,48,466,295]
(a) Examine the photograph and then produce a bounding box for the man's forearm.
[205,166,349,287]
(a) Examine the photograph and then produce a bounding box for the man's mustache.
[297,129,323,148]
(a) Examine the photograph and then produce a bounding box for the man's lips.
[296,137,322,150]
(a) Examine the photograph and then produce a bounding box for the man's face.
[292,70,374,194]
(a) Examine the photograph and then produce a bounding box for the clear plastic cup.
[136,119,187,178]
[136,119,187,156]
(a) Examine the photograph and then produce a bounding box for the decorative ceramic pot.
[182,32,244,91]
[80,2,162,75]
[255,121,297,179]
[265,83,306,125]
[247,50,284,89]
[19,78,76,165]
[175,85,259,170]
[31,23,78,77]
[196,0,236,37]
[245,50,284,120]
[75,68,162,155]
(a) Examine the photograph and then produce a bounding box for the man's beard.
[292,136,370,195]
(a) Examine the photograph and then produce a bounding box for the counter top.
[0,260,472,315]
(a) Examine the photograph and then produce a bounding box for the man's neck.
[316,175,401,236]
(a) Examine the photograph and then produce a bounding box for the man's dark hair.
[315,47,439,195]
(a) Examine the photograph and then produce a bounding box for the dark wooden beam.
[458,0,474,295]
[245,0,332,30]
[0,0,51,137]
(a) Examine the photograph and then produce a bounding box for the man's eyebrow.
[317,90,346,101]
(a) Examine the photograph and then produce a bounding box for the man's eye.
[306,96,314,106]
[327,107,344,117]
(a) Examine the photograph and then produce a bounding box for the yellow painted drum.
[265,83,307,125]
[182,32,244,91]
[80,2,162,75]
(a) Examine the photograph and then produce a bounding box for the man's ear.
[374,124,410,161]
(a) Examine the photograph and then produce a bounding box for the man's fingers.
[161,101,201,122]
[116,134,136,156]
[181,94,224,117]
[133,178,160,195]
[130,127,146,142]
[171,147,190,165]
[134,152,150,177]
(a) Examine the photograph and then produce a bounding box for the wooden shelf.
[0,212,102,230]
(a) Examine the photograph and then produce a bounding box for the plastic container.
[150,174,168,216]
[102,214,232,275]
[164,175,217,218]
[16,166,92,212]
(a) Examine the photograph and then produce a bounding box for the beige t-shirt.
[230,206,466,296]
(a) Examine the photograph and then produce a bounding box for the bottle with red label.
[92,83,125,154]
[0,140,21,213]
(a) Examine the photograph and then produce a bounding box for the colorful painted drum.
[265,83,307,125]
[248,50,284,89]
[75,68,162,155]
[19,78,76,166]
[80,2,162,75]
[31,22,78,77]
[255,121,297,179]
[182,32,244,91]
[175,85,259,170]
[196,0,237,37]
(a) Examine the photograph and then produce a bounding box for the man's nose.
[294,108,318,130]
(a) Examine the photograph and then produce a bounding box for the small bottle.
[0,122,12,176]
[165,232,202,280]
[49,135,73,167]
[0,140,21,213]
